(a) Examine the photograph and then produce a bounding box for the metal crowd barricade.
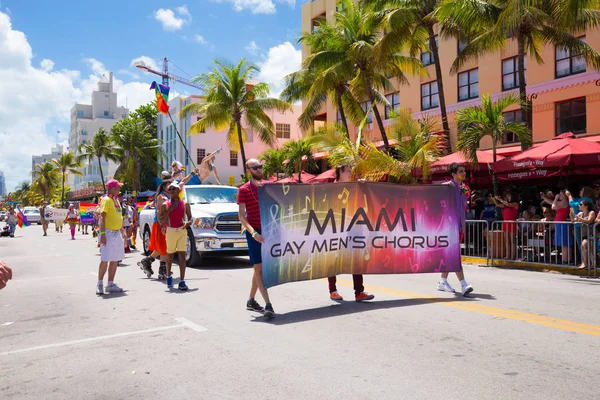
[482,220,598,277]
[463,220,490,265]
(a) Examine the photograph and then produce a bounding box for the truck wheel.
[142,226,151,256]
[185,228,202,267]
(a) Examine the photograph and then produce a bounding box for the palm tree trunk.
[236,119,248,177]
[97,156,106,192]
[363,72,390,150]
[428,25,451,155]
[335,89,350,139]
[61,171,65,208]
[492,140,499,197]
[517,34,530,150]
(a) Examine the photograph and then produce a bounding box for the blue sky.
[0,0,303,190]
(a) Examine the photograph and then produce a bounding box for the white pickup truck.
[138,185,248,266]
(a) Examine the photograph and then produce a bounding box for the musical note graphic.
[363,194,368,212]
[282,184,290,195]
[301,196,311,213]
[338,188,350,204]
[408,256,419,273]
[322,194,327,202]
[301,256,313,273]
[383,198,389,208]
[383,255,391,267]
[364,251,370,261]
[288,204,294,215]
[269,204,280,222]
[424,200,429,212]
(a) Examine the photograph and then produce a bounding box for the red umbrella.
[312,168,337,183]
[493,132,600,174]
[276,171,316,184]
[429,149,504,175]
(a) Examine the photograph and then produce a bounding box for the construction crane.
[134,57,204,91]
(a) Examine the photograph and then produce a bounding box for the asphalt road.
[1,225,599,400]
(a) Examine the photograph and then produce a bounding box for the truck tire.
[142,226,151,256]
[185,228,202,267]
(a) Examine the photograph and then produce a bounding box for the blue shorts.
[245,229,262,265]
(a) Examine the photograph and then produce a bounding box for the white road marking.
[0,324,182,356]
[1,322,14,326]
[175,317,208,332]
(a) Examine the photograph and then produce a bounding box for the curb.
[461,256,597,277]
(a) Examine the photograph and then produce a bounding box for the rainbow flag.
[79,203,98,224]
[150,81,170,115]
[15,206,30,228]
[135,202,147,212]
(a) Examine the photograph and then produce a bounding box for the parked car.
[0,211,6,221]
[23,207,41,225]
[138,185,248,266]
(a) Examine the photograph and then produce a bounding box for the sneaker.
[437,280,455,293]
[461,283,474,296]
[246,299,265,313]
[355,292,375,302]
[166,274,174,288]
[263,303,275,318]
[105,283,123,293]
[96,284,104,295]
[178,280,188,291]
[330,291,344,301]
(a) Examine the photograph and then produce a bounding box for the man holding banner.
[238,159,274,318]
[438,163,474,296]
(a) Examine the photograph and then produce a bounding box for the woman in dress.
[493,190,519,259]
[65,204,79,240]
[551,190,573,264]
[574,200,596,269]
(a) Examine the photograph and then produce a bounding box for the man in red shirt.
[238,158,274,318]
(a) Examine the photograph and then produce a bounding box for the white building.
[0,171,6,197]
[158,95,302,186]
[32,145,64,180]
[70,72,129,189]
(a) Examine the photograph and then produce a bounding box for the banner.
[259,182,462,288]
[79,203,98,223]
[45,208,68,222]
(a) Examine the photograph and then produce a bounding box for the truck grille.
[215,213,242,233]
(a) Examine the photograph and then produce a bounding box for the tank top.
[167,199,185,228]
[503,206,519,221]
[555,206,570,222]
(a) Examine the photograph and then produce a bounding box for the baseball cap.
[161,171,172,179]
[168,181,181,190]
[106,179,124,189]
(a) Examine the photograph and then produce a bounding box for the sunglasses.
[250,165,263,171]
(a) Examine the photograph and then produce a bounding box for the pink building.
[158,95,302,185]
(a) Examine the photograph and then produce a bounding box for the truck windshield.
[185,187,238,205]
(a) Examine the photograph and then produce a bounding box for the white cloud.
[215,0,276,14]
[257,41,301,97]
[40,59,54,72]
[245,40,260,55]
[193,35,207,45]
[0,10,175,190]
[154,6,191,31]
[130,56,159,72]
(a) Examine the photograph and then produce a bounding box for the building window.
[556,97,586,135]
[80,129,87,136]
[230,151,238,166]
[421,81,439,111]
[421,36,438,66]
[77,110,84,117]
[385,92,400,120]
[556,36,586,78]
[502,110,524,144]
[103,111,109,117]
[502,57,526,91]
[360,101,373,124]
[458,68,479,101]
[276,123,291,139]
[197,148,206,164]
[457,40,468,55]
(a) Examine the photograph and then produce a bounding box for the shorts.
[100,230,125,262]
[149,222,167,255]
[166,227,187,253]
[245,229,262,265]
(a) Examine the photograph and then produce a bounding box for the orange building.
[301,0,600,156]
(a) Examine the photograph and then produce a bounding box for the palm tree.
[31,161,60,202]
[282,24,364,137]
[355,109,446,182]
[259,148,288,180]
[303,0,424,150]
[77,127,118,192]
[309,123,363,171]
[435,0,600,149]
[11,181,31,205]
[111,116,163,192]
[282,138,318,182]
[363,0,464,154]
[53,152,83,207]
[456,93,531,195]
[180,59,291,175]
